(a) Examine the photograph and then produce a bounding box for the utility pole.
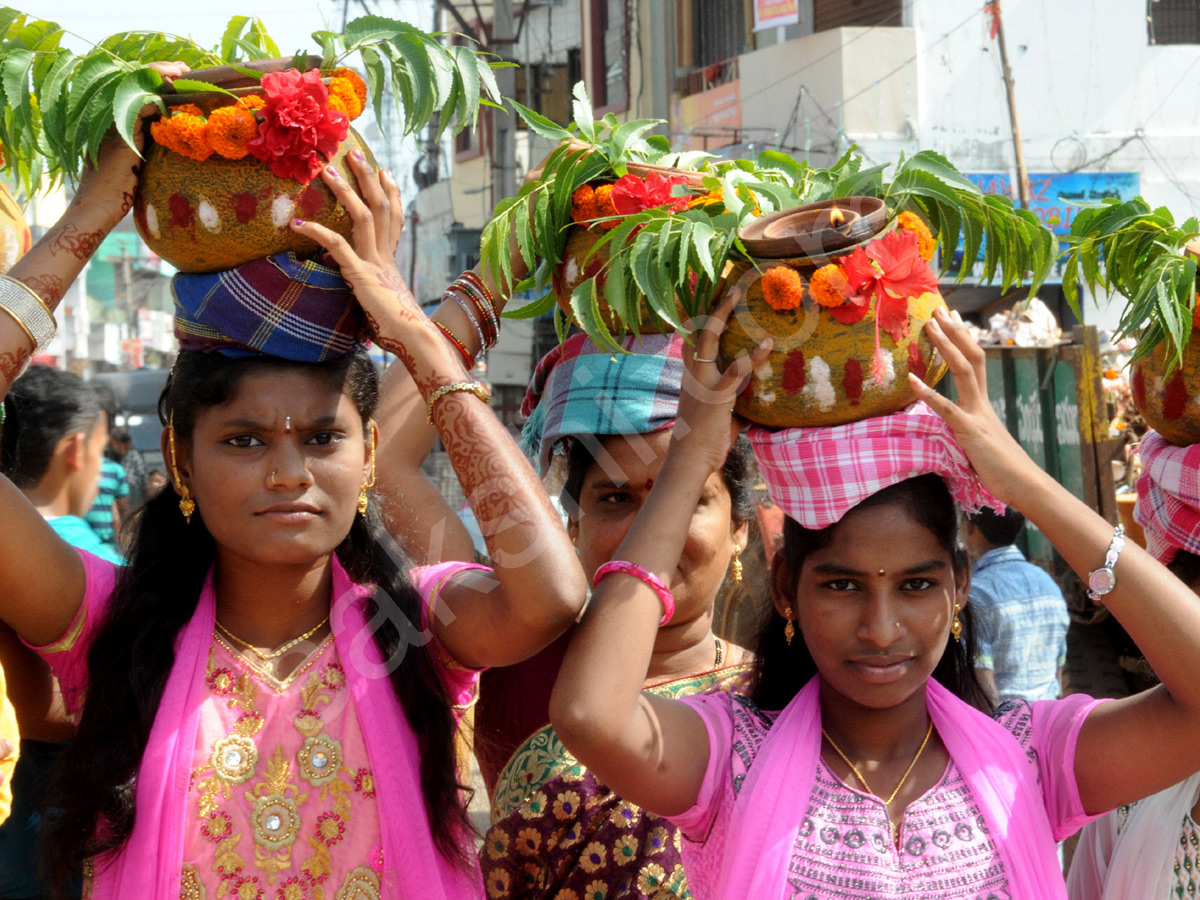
[492,0,518,207]
[990,1,1030,209]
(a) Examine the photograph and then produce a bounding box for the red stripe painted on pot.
[1164,369,1189,421]
[843,358,863,406]
[782,350,806,394]
[907,340,927,380]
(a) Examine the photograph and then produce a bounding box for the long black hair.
[752,474,992,714]
[41,348,472,893]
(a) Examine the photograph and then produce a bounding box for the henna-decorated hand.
[74,61,191,229]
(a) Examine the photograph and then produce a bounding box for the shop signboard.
[754,0,799,30]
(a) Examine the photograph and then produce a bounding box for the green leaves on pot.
[0,6,501,195]
[1064,197,1200,370]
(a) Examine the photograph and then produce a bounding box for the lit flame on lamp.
[829,206,846,228]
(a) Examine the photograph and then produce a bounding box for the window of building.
[676,0,746,97]
[1148,0,1200,44]
[586,0,628,113]
[813,0,903,31]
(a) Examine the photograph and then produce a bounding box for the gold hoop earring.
[358,418,377,516]
[168,413,194,525]
[783,605,796,646]
[951,603,963,643]
[731,547,744,585]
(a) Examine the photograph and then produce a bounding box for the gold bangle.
[426,381,492,424]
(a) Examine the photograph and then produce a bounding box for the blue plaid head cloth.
[172,252,365,362]
[520,333,685,476]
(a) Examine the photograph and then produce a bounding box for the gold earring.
[731,548,744,585]
[951,603,963,643]
[783,605,796,646]
[168,413,194,525]
[358,419,377,516]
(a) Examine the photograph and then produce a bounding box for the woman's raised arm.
[910,306,1200,814]
[293,155,586,669]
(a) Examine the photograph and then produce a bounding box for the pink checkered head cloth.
[748,401,1003,530]
[1134,430,1200,563]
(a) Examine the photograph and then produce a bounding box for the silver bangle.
[0,276,56,354]
[1087,524,1125,602]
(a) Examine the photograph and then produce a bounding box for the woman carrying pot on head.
[1067,433,1200,900]
[374,320,762,898]
[548,298,1200,899]
[0,68,584,899]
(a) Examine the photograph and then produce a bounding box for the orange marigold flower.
[761,266,805,311]
[327,95,350,118]
[168,103,205,118]
[570,184,599,225]
[237,94,265,111]
[151,114,213,162]
[0,147,5,168]
[897,210,937,261]
[809,263,853,309]
[593,184,619,230]
[1103,367,1120,380]
[328,76,364,120]
[206,105,259,160]
[333,68,368,107]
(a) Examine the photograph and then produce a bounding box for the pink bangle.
[592,561,676,626]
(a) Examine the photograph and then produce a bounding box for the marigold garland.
[570,184,599,225]
[206,105,259,160]
[896,211,937,261]
[150,113,213,162]
[593,184,619,230]
[809,263,853,308]
[762,266,805,311]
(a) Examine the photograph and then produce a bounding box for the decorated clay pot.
[717,197,948,428]
[553,163,706,332]
[133,57,374,274]
[0,181,31,275]
[1130,329,1200,446]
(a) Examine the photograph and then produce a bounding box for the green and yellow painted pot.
[717,198,948,428]
[0,181,31,275]
[1131,328,1200,446]
[132,57,375,274]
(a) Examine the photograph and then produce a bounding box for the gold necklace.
[215,615,330,661]
[821,720,935,845]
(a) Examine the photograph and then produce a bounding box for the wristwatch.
[1087,525,1125,602]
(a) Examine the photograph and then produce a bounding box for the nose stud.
[269,470,278,487]
[284,416,292,433]
[878,569,886,576]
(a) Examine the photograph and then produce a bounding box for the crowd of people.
[1,67,1199,900]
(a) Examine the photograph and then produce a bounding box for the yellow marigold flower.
[579,841,607,873]
[570,184,599,225]
[810,263,853,309]
[237,94,265,111]
[761,265,805,312]
[328,76,364,120]
[613,833,638,864]
[206,105,259,160]
[327,95,350,117]
[688,188,723,209]
[168,103,204,118]
[552,790,581,820]
[636,863,667,894]
[593,183,620,230]
[897,210,937,261]
[515,827,541,855]
[333,67,368,107]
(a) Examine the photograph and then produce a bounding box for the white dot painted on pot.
[759,392,776,405]
[272,194,296,229]
[197,200,221,233]
[754,360,773,380]
[872,350,895,387]
[805,356,836,411]
[564,258,580,282]
[145,204,161,239]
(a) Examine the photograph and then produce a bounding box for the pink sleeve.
[1031,693,1110,841]
[667,691,736,840]
[410,560,492,710]
[23,549,120,717]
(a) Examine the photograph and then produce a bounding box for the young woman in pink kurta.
[548,301,1200,900]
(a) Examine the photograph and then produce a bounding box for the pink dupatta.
[90,557,482,899]
[712,677,1073,900]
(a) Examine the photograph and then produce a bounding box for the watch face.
[1089,568,1116,595]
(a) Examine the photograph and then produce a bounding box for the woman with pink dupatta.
[549,298,1200,899]
[0,69,585,898]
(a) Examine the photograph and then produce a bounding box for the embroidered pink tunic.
[672,691,1100,900]
[33,551,483,899]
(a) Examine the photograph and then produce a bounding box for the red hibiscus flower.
[247,68,349,183]
[838,229,939,342]
[610,172,692,216]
